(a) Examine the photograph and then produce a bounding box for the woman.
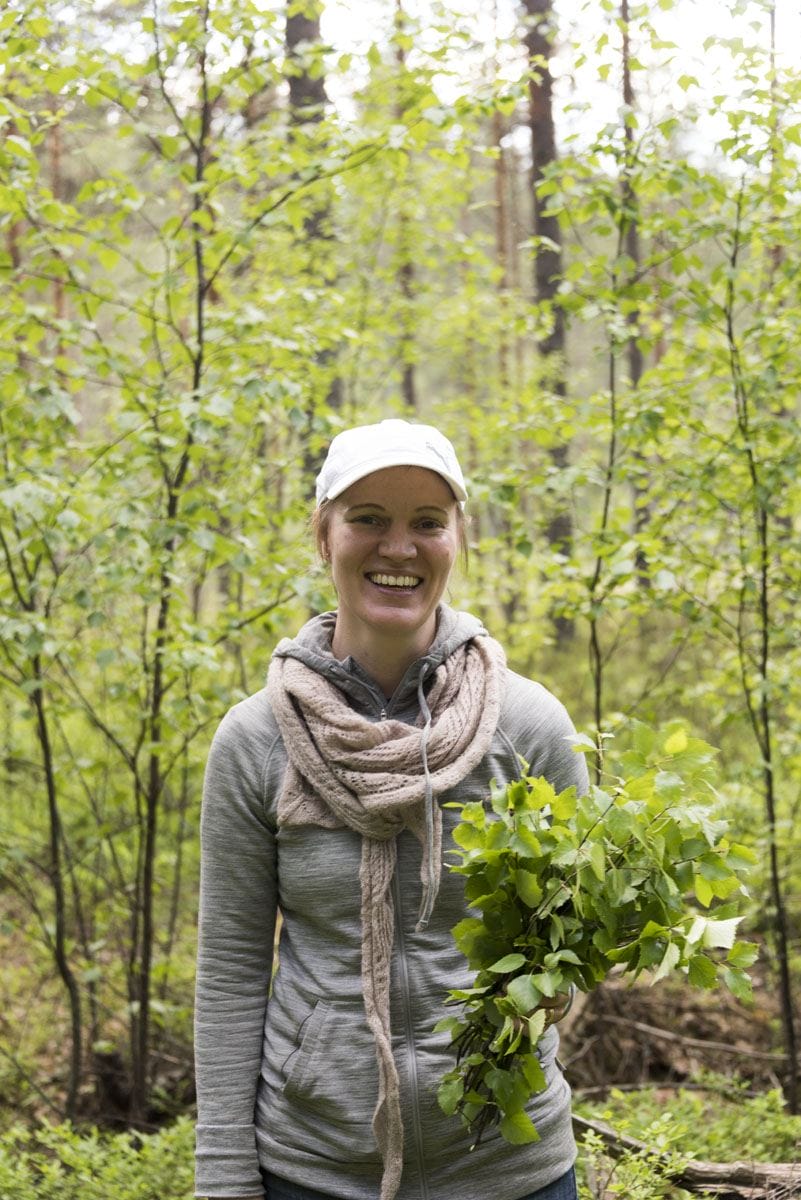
[194,419,588,1200]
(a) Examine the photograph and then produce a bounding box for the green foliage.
[575,1080,801,1198]
[580,1078,801,1164]
[0,1117,194,1200]
[438,724,757,1144]
[1,0,800,1133]
[577,1117,691,1200]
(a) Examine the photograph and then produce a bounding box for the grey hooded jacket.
[194,607,589,1200]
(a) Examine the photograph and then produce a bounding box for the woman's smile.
[366,572,423,590]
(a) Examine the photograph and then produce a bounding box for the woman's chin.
[347,598,438,644]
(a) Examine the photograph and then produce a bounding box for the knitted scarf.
[266,630,505,1200]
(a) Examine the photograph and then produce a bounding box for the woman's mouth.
[366,573,422,589]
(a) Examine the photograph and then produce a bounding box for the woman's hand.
[508,984,577,1041]
[537,984,576,1028]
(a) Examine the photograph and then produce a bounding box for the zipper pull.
[379,707,387,720]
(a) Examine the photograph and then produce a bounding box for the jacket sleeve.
[194,700,279,1199]
[502,671,590,798]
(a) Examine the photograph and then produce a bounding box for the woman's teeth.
[368,574,421,588]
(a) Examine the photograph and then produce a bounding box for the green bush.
[0,1117,194,1200]
[577,1113,690,1200]
[576,1081,801,1199]
[580,1079,801,1162]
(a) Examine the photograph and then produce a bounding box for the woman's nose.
[378,525,416,559]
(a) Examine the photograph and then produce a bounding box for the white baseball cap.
[315,419,468,507]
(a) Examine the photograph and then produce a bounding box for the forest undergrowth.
[1,936,799,1200]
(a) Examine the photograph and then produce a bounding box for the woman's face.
[321,465,460,658]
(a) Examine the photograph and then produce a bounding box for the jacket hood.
[271,604,487,716]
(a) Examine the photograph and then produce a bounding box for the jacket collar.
[270,604,486,717]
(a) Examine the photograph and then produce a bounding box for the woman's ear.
[314,500,332,563]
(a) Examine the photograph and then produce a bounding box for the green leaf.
[726,843,758,869]
[460,802,486,826]
[511,825,542,857]
[530,971,558,998]
[526,1008,547,1047]
[486,1066,528,1110]
[688,954,718,988]
[588,840,605,881]
[654,770,683,799]
[721,967,753,1003]
[489,953,527,974]
[698,853,735,882]
[552,949,582,966]
[453,823,485,851]
[515,870,543,907]
[499,1108,540,1144]
[568,732,596,753]
[702,917,741,950]
[433,1016,462,1037]
[523,777,557,810]
[652,940,681,983]
[551,787,577,820]
[727,941,758,968]
[664,728,688,755]
[521,1050,546,1093]
[451,917,484,957]
[694,875,714,908]
[437,1075,464,1116]
[506,974,541,1014]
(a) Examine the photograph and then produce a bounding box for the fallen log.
[573,1113,801,1198]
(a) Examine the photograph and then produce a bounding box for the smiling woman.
[194,419,588,1200]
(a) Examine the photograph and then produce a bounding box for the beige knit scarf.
[266,631,505,1200]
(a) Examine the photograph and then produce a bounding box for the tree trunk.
[128,0,210,1122]
[724,195,798,1113]
[49,120,66,328]
[621,0,641,394]
[620,0,650,583]
[492,107,511,395]
[395,0,417,413]
[285,0,343,484]
[523,0,563,362]
[523,0,573,638]
[32,668,83,1118]
[286,5,327,110]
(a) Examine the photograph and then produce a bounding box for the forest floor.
[561,958,787,1101]
[0,911,791,1131]
[562,962,801,1197]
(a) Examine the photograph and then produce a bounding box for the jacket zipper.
[392,868,429,1200]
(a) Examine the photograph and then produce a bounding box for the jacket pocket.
[281,1000,331,1103]
[273,997,381,1162]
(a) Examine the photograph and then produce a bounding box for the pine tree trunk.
[523,0,573,638]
